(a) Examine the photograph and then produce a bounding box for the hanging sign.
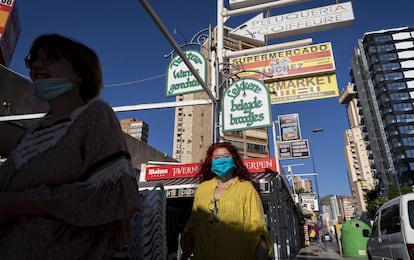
[229,42,335,81]
[222,78,272,132]
[278,139,310,160]
[144,157,276,180]
[278,113,302,142]
[230,2,354,44]
[267,73,339,104]
[165,50,207,97]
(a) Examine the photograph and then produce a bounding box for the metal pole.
[311,148,327,250]
[272,121,281,175]
[139,0,216,102]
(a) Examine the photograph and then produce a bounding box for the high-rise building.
[120,118,149,143]
[345,26,414,195]
[172,27,270,163]
[339,84,376,218]
[293,176,313,193]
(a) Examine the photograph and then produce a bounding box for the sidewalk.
[296,243,340,259]
[295,242,367,260]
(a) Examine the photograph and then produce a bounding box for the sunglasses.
[209,198,219,223]
[24,54,60,69]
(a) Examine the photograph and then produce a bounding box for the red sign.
[145,157,276,180]
[0,0,19,66]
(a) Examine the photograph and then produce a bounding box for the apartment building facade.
[345,26,414,195]
[339,84,376,218]
[120,118,149,143]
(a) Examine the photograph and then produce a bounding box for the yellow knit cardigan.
[182,177,272,260]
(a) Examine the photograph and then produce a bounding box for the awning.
[138,172,277,197]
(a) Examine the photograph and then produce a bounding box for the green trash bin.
[341,219,371,258]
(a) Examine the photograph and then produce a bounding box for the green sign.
[222,78,272,132]
[165,50,207,97]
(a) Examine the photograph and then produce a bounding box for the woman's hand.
[180,231,194,260]
[255,236,268,260]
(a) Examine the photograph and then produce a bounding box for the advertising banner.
[267,73,338,104]
[278,139,310,160]
[165,50,207,97]
[300,193,319,211]
[230,2,354,42]
[145,157,276,180]
[0,0,19,66]
[222,78,272,132]
[0,0,13,35]
[229,42,335,81]
[278,113,301,141]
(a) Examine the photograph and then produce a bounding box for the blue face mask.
[212,157,235,180]
[33,78,73,101]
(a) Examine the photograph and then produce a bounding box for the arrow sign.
[231,13,266,46]
[230,2,354,44]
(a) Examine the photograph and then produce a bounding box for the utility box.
[341,219,371,258]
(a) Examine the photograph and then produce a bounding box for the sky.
[7,0,414,197]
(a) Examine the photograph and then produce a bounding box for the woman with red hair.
[181,142,272,260]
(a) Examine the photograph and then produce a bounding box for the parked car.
[366,193,414,260]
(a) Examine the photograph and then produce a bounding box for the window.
[384,72,403,81]
[406,149,414,158]
[387,82,407,91]
[390,92,410,101]
[409,201,414,229]
[396,114,414,123]
[379,53,398,62]
[377,44,396,52]
[402,137,414,146]
[380,204,400,235]
[373,35,392,43]
[393,103,413,112]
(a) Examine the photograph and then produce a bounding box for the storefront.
[138,157,302,259]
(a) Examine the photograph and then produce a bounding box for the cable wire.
[104,74,165,87]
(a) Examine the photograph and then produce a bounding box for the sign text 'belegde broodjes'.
[165,50,207,97]
[222,78,272,132]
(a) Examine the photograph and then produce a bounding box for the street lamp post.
[310,128,327,250]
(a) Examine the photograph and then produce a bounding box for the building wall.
[120,118,149,143]
[348,26,414,194]
[339,83,376,217]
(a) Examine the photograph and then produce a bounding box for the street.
[295,242,367,260]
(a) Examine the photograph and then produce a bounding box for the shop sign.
[166,187,196,198]
[145,157,276,180]
[222,78,272,132]
[267,73,339,104]
[229,42,335,81]
[165,50,207,97]
[230,2,354,43]
[278,139,310,160]
[278,113,301,142]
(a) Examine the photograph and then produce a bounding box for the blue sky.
[8,0,413,197]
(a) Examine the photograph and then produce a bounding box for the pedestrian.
[0,33,139,259]
[180,142,272,260]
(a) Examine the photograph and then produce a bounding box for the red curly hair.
[199,142,252,182]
